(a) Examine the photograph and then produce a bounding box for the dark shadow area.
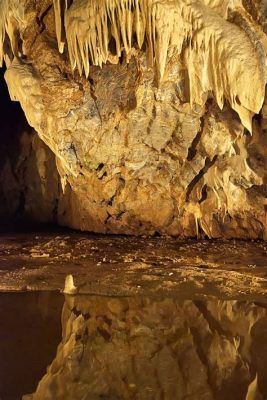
[0,65,31,184]
[0,66,31,230]
[0,292,64,400]
[0,66,63,233]
[0,67,27,146]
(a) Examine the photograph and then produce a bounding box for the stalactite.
[54,0,67,54]
[0,0,9,67]
[52,0,266,131]
[0,0,266,131]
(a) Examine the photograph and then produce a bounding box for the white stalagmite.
[51,0,266,131]
[64,274,78,294]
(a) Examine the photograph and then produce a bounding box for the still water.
[1,292,267,400]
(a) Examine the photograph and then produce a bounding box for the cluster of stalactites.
[53,0,266,131]
[53,0,189,80]
[0,0,266,132]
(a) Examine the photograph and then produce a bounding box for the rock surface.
[23,295,267,400]
[0,0,267,237]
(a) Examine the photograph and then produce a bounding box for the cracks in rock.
[104,177,126,225]
[96,163,104,172]
[97,163,108,180]
[103,209,126,227]
[187,117,205,161]
[199,184,208,204]
[114,210,126,222]
[107,196,114,207]
[194,301,229,336]
[38,5,53,33]
[104,211,113,225]
[99,172,107,180]
[88,77,102,124]
[97,327,111,341]
[186,155,218,202]
[104,204,126,226]
[147,103,157,135]
[88,78,97,102]
[187,131,202,161]
[161,149,181,162]
[161,119,184,162]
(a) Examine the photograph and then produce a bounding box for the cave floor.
[1,233,267,399]
[0,232,267,300]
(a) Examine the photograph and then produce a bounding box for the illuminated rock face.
[0,0,267,237]
[23,296,267,400]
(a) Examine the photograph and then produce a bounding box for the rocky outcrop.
[0,0,267,237]
[23,295,267,400]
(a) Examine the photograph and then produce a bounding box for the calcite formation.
[0,0,267,237]
[23,296,267,400]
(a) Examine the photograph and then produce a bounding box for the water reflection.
[0,292,63,400]
[22,295,267,400]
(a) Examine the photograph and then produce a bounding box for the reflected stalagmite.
[0,0,266,237]
[23,295,267,400]
[1,2,267,399]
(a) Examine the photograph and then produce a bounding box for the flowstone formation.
[0,0,267,237]
[23,296,267,400]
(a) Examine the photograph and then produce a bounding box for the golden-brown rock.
[0,0,267,238]
[23,295,267,400]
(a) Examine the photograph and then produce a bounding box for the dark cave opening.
[0,67,63,233]
[0,66,29,228]
[0,66,28,169]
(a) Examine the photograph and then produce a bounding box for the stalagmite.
[63,274,78,294]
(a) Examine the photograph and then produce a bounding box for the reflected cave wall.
[23,295,267,400]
